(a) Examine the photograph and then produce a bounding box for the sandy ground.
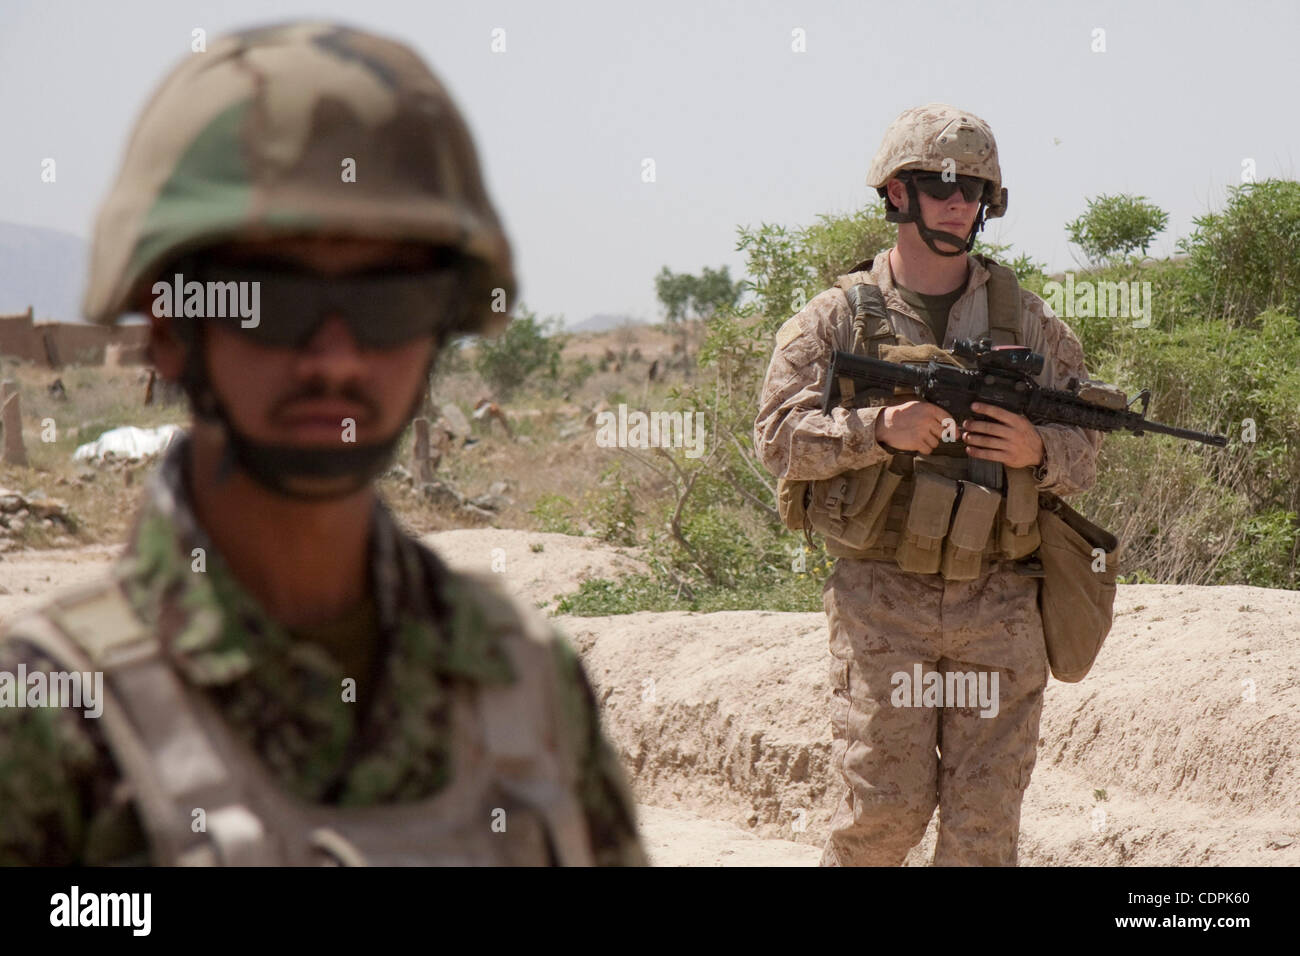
[424,528,648,613]
[3,531,1296,867]
[0,544,120,622]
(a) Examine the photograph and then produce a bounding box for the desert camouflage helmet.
[866,103,1008,219]
[83,21,515,335]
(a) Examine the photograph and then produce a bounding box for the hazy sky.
[2,0,1296,326]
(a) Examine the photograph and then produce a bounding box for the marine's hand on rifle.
[874,400,953,454]
[961,402,1045,469]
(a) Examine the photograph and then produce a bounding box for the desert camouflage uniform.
[0,435,647,866]
[755,251,1101,865]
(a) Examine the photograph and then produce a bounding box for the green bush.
[473,306,564,400]
[1214,509,1299,589]
[737,200,896,330]
[529,494,581,535]
[585,465,639,546]
[1076,309,1299,587]
[800,204,897,290]
[1179,179,1300,325]
[1066,193,1169,266]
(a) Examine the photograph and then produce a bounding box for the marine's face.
[151,237,437,448]
[888,176,983,251]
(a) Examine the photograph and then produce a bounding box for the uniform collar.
[867,249,990,323]
[116,433,514,688]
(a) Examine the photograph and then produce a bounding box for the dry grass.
[0,323,688,550]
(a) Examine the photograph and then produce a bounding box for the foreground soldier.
[755,104,1101,865]
[0,22,645,866]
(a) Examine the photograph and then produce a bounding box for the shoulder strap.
[458,573,596,866]
[4,600,202,865]
[10,586,271,866]
[973,254,1022,346]
[833,275,896,358]
[45,582,160,667]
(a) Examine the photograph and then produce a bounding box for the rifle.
[820,339,1229,448]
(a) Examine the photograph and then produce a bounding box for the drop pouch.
[1034,494,1120,682]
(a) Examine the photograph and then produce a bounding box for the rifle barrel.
[1116,416,1229,447]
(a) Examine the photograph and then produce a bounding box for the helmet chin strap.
[178,322,429,501]
[899,178,989,258]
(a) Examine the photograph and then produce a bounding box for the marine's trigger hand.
[874,401,952,454]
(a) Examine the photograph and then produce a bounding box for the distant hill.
[0,221,88,322]
[568,313,650,333]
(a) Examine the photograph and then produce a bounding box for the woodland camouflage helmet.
[866,103,1008,257]
[83,21,516,500]
[83,21,515,336]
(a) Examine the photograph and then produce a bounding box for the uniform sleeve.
[0,637,148,866]
[549,636,648,867]
[753,289,892,481]
[1020,290,1104,497]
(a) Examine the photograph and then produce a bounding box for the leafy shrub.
[473,306,564,399]
[800,205,897,289]
[737,200,895,330]
[1178,179,1300,325]
[1077,310,1299,586]
[1066,194,1169,266]
[585,465,639,546]
[1213,509,1298,589]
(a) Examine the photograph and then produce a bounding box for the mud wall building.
[0,307,149,366]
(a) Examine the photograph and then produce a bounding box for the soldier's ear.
[886,178,909,215]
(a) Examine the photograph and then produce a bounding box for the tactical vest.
[779,255,1041,579]
[8,579,596,866]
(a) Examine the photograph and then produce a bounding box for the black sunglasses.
[158,256,468,349]
[905,172,989,203]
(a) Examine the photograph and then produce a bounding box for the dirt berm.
[430,531,1299,866]
[4,530,1297,866]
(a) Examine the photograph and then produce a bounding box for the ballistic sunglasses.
[157,255,468,349]
[904,172,991,204]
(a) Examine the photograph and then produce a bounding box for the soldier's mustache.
[270,384,380,424]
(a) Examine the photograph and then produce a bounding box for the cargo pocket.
[998,466,1041,559]
[940,480,1002,581]
[893,470,958,574]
